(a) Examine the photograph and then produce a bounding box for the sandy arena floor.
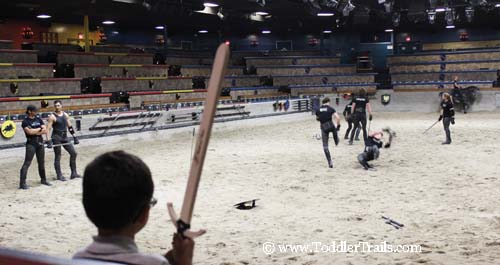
[0,112,499,265]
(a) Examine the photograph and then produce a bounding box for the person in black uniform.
[439,92,455,145]
[315,97,341,168]
[47,100,81,180]
[19,105,52,189]
[357,128,395,170]
[452,76,467,114]
[342,99,360,141]
[349,89,373,144]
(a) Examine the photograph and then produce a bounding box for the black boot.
[56,175,67,181]
[19,180,28,190]
[70,173,82,179]
[40,179,52,186]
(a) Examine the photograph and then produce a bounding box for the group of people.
[20,101,80,189]
[315,88,455,170]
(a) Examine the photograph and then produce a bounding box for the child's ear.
[136,206,150,226]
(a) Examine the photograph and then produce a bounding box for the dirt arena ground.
[0,112,499,264]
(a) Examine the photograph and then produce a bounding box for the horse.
[440,86,480,113]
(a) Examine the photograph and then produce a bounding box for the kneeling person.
[315,97,341,168]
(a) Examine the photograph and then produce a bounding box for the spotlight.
[445,8,454,26]
[204,2,219,7]
[217,8,225,20]
[198,30,208,33]
[324,0,339,8]
[435,7,446,12]
[323,30,332,33]
[384,1,393,13]
[37,14,51,19]
[385,28,394,32]
[465,7,474,23]
[427,10,436,24]
[155,26,165,30]
[342,0,355,16]
[102,20,116,25]
[262,30,271,34]
[255,11,269,15]
[317,12,334,16]
[392,12,400,27]
[446,25,455,29]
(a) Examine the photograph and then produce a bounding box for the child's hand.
[166,233,194,265]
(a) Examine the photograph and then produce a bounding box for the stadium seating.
[256,64,356,75]
[391,70,497,82]
[392,81,493,91]
[0,93,113,114]
[128,90,207,109]
[57,51,153,64]
[0,40,13,50]
[0,78,80,97]
[0,63,55,78]
[0,49,38,63]
[289,83,377,96]
[165,56,213,65]
[74,64,169,78]
[100,77,192,92]
[272,73,375,86]
[245,56,340,66]
[181,65,244,76]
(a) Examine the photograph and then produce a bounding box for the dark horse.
[440,86,480,113]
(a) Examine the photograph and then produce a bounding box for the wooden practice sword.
[167,43,230,238]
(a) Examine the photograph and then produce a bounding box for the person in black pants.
[47,100,81,181]
[343,99,360,141]
[452,76,467,114]
[439,92,455,145]
[349,89,373,145]
[315,97,341,168]
[19,105,52,189]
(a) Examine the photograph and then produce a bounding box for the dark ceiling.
[1,0,500,35]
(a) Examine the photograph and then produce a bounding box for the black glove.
[336,124,341,131]
[438,115,443,121]
[73,136,80,145]
[384,143,391,148]
[45,140,53,149]
[68,126,75,135]
[451,117,455,125]
[369,114,373,121]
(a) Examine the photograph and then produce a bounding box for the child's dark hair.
[322,97,330,104]
[83,151,154,230]
[54,100,62,105]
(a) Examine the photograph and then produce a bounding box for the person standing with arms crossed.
[19,105,52,189]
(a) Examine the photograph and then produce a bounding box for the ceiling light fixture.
[102,20,116,25]
[155,26,165,30]
[204,2,219,7]
[37,14,51,19]
[198,30,208,33]
[317,12,334,17]
[255,11,269,15]
[262,30,271,34]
